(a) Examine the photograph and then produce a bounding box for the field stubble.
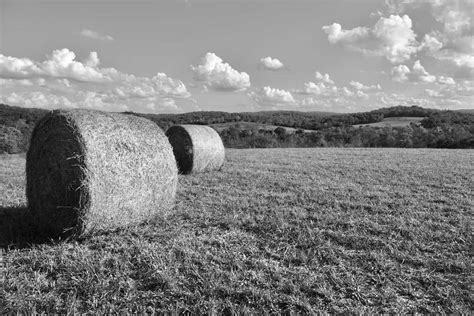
[0,148,472,313]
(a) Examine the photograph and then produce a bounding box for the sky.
[0,0,473,114]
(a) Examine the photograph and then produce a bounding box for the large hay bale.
[165,125,225,174]
[26,109,178,237]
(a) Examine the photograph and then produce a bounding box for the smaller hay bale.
[165,125,225,174]
[26,109,178,237]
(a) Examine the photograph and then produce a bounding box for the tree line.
[1,103,473,154]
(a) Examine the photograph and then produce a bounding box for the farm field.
[352,117,425,128]
[0,148,473,313]
[210,121,314,133]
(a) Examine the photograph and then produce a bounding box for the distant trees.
[0,125,23,154]
[1,103,473,153]
[218,122,474,149]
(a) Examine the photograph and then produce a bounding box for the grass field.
[352,117,425,128]
[210,121,314,133]
[1,148,473,313]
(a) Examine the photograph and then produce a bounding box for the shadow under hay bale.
[0,206,48,248]
[26,109,178,238]
[166,125,225,174]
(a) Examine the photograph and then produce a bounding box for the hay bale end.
[26,109,178,237]
[165,125,225,174]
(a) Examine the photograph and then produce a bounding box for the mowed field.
[352,117,425,128]
[1,148,473,313]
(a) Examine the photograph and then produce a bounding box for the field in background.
[1,148,472,313]
[352,117,425,128]
[211,121,314,133]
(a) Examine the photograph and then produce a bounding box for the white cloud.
[384,0,473,75]
[85,51,100,68]
[341,87,355,97]
[259,56,284,70]
[80,29,114,41]
[437,76,455,85]
[151,73,190,98]
[322,15,419,63]
[1,91,76,110]
[300,82,326,95]
[391,64,411,82]
[297,72,337,95]
[425,88,442,97]
[410,60,436,83]
[42,49,106,82]
[419,33,443,52]
[0,48,106,82]
[391,60,456,84]
[0,49,193,113]
[315,72,335,85]
[249,86,295,106]
[349,81,381,90]
[0,55,43,79]
[433,49,474,69]
[377,83,473,110]
[191,52,250,91]
[355,90,370,99]
[385,0,472,34]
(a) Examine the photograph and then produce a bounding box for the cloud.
[258,56,285,70]
[349,81,381,90]
[80,29,114,41]
[391,60,456,84]
[42,49,106,82]
[297,71,338,95]
[0,49,193,113]
[299,82,328,95]
[322,15,419,63]
[295,68,471,111]
[0,49,106,82]
[248,86,295,106]
[1,91,76,110]
[191,52,250,91]
[419,33,443,52]
[0,55,43,79]
[384,0,473,75]
[315,72,335,85]
[388,0,472,35]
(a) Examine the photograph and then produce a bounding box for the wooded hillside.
[1,104,473,153]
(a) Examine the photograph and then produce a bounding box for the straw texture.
[166,125,225,174]
[26,109,177,237]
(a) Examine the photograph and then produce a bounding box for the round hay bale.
[165,125,225,174]
[26,109,178,237]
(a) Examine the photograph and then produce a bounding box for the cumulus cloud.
[42,49,106,82]
[419,33,443,52]
[248,86,295,106]
[299,82,328,95]
[384,0,473,75]
[0,55,44,79]
[391,60,455,84]
[388,0,472,35]
[0,49,193,113]
[258,56,285,70]
[191,53,250,91]
[0,49,106,82]
[297,71,339,95]
[288,70,377,112]
[349,81,381,90]
[322,15,419,63]
[315,72,335,85]
[80,29,114,41]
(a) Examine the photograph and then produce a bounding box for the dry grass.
[1,148,472,313]
[166,125,225,174]
[26,110,177,237]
